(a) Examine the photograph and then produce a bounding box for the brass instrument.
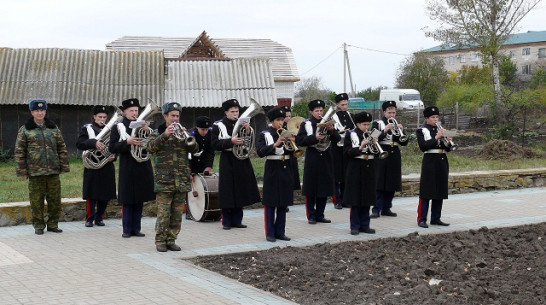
[286,116,306,157]
[277,128,304,157]
[387,117,408,143]
[232,98,265,160]
[364,129,389,159]
[435,122,458,151]
[314,102,337,152]
[82,108,123,169]
[171,123,198,153]
[130,101,161,162]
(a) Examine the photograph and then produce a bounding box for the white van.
[379,89,425,110]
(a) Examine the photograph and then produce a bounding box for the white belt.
[379,141,399,146]
[224,148,232,152]
[355,155,374,160]
[266,155,290,160]
[425,149,446,154]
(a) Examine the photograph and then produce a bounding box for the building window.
[521,65,531,75]
[448,56,455,65]
[471,53,480,62]
[459,54,466,63]
[539,48,546,59]
[522,47,531,56]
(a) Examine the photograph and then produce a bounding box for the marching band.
[16,94,456,249]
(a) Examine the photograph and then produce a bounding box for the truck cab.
[379,89,424,110]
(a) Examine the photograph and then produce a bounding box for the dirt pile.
[478,139,539,160]
[195,223,546,305]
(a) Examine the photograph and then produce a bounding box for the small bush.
[0,146,11,163]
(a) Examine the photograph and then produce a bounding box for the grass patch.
[1,148,545,203]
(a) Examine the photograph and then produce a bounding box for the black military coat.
[109,117,155,205]
[211,117,261,209]
[256,127,295,207]
[76,122,117,201]
[188,127,215,174]
[342,129,377,207]
[372,117,409,192]
[416,123,451,199]
[282,122,301,190]
[332,111,355,184]
[295,116,340,197]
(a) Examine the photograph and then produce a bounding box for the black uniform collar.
[25,117,57,130]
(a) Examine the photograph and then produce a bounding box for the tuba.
[82,108,123,169]
[364,129,389,159]
[171,123,198,153]
[314,102,337,152]
[232,98,265,160]
[387,118,408,143]
[130,101,161,162]
[435,122,458,151]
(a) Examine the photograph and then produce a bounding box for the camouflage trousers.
[28,174,62,230]
[155,191,186,245]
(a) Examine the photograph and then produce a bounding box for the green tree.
[396,53,449,106]
[530,66,546,89]
[356,86,388,101]
[295,76,331,104]
[424,0,541,119]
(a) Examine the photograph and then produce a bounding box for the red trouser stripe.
[86,199,91,219]
[417,198,423,223]
[332,195,338,205]
[305,196,310,219]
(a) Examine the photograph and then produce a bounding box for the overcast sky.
[1,0,544,93]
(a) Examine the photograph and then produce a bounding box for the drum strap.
[215,122,231,140]
[85,124,97,139]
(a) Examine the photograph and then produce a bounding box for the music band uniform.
[416,106,451,228]
[188,116,215,175]
[109,98,155,237]
[76,105,117,227]
[331,93,355,209]
[280,106,301,191]
[372,101,408,217]
[342,112,377,235]
[257,108,294,242]
[147,102,198,252]
[15,99,70,234]
[295,99,340,224]
[211,99,261,229]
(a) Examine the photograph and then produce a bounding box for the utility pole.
[343,43,356,97]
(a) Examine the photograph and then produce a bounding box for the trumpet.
[171,123,198,152]
[435,122,458,151]
[364,129,389,159]
[387,118,408,143]
[277,128,304,157]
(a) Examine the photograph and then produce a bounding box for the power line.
[301,46,342,76]
[347,44,409,56]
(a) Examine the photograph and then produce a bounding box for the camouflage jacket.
[15,118,70,177]
[146,123,198,193]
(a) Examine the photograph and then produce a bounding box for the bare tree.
[424,0,541,118]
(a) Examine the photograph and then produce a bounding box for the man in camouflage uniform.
[15,99,70,235]
[147,102,198,252]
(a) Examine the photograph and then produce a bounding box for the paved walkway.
[1,187,545,305]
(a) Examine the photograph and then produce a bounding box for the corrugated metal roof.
[421,30,546,53]
[0,48,164,106]
[165,58,277,108]
[105,36,300,82]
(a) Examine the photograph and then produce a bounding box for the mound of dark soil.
[195,223,546,305]
[478,139,539,160]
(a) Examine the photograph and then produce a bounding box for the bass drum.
[187,173,221,222]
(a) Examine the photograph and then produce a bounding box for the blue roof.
[421,30,546,53]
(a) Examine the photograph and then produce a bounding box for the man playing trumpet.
[147,102,198,252]
[371,101,408,218]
